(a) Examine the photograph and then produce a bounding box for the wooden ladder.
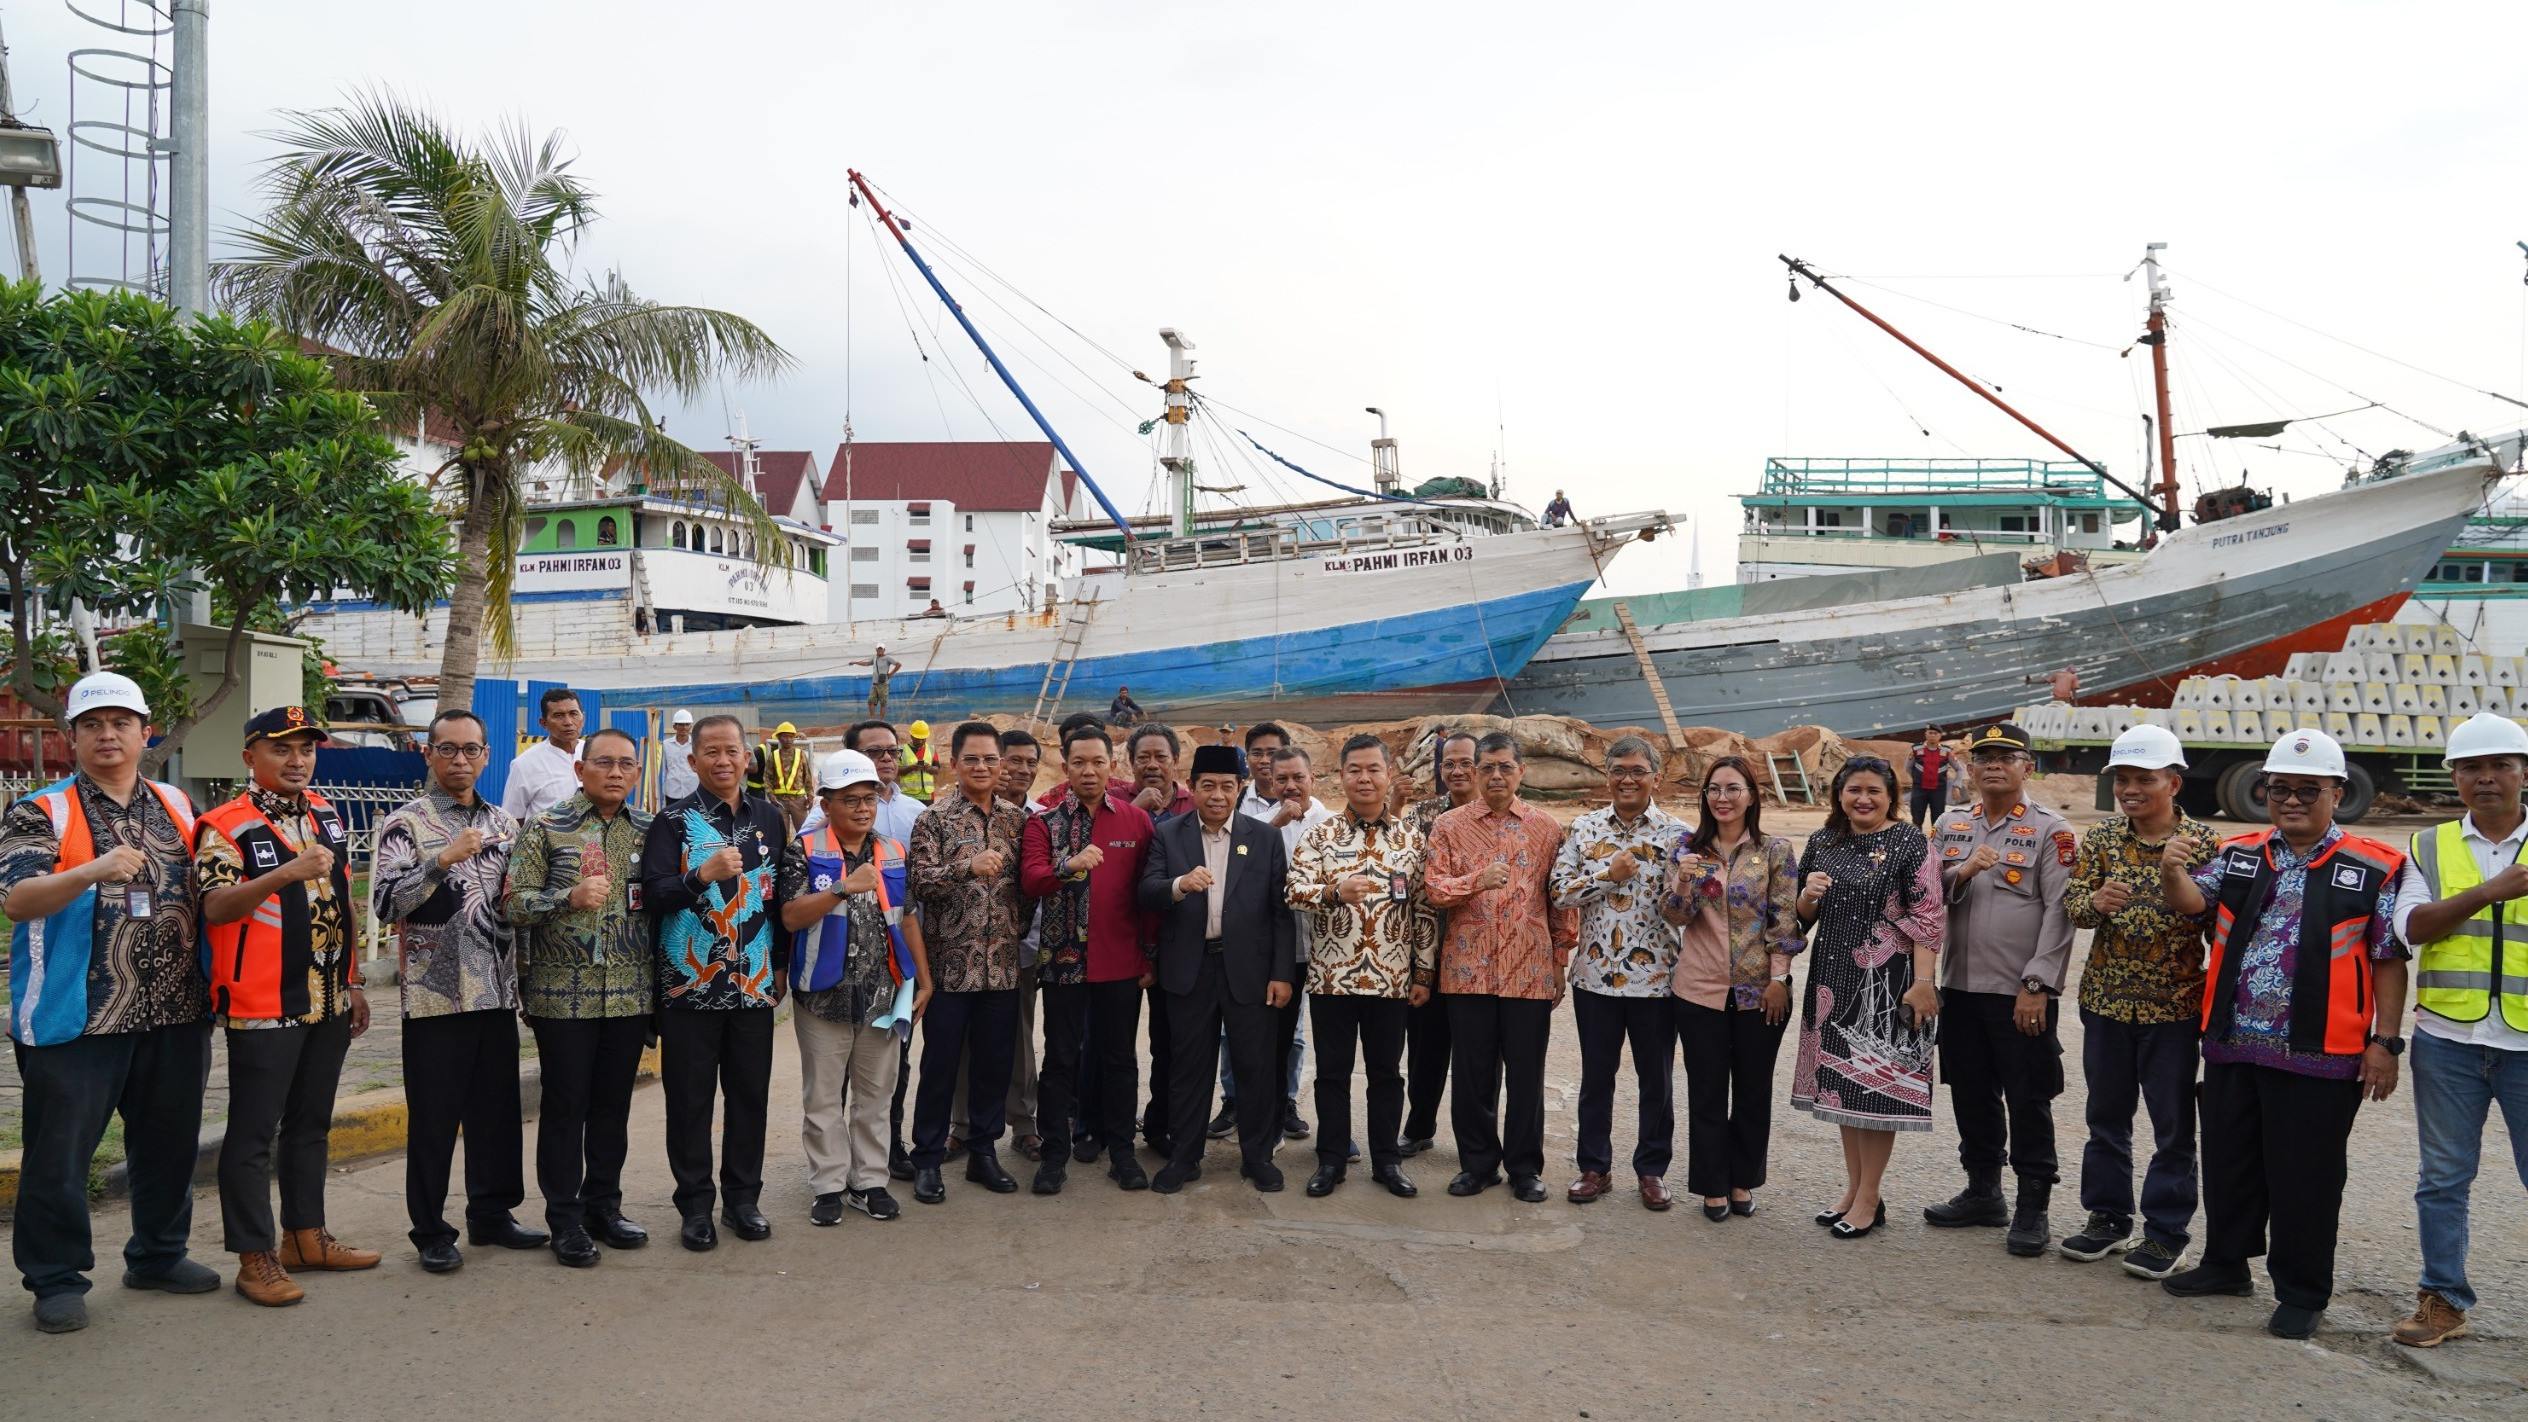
[1767,751,1816,805]
[1028,589,1101,730]
[1612,600,1689,753]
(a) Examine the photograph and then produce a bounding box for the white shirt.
[659,735,698,801]
[1239,786,1279,823]
[500,738,583,824]
[1275,797,1333,961]
[2392,812,2528,1052]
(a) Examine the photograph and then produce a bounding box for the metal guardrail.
[1759,456,2109,497]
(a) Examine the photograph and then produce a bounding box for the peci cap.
[1190,744,1246,780]
[63,670,148,725]
[816,748,880,792]
[242,705,328,746]
[1964,722,2032,754]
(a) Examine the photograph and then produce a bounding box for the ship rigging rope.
[2170,267,2528,415]
[1234,431,1447,507]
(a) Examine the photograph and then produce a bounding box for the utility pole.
[1158,328,1197,537]
[0,16,41,282]
[166,0,209,318]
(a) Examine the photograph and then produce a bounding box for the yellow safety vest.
[900,746,934,803]
[2408,818,2528,1031]
[765,745,809,796]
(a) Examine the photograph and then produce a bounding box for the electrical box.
[176,624,309,772]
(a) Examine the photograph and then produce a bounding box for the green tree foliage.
[216,93,792,711]
[0,281,452,769]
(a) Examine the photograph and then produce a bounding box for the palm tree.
[215,93,792,710]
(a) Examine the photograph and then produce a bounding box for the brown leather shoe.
[278,1227,381,1272]
[1638,1175,1674,1211]
[1567,1170,1611,1204]
[233,1251,304,1307]
[2391,1289,2468,1348]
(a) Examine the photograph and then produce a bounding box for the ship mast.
[847,170,1137,544]
[1158,328,1197,537]
[2139,243,2181,526]
[1781,255,2183,533]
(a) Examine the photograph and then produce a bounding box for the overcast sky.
[8,2,2528,593]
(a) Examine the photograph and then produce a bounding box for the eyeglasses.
[2265,782,2332,805]
[1705,783,1751,798]
[956,753,1002,768]
[585,757,640,773]
[1607,767,1655,781]
[1478,764,1519,778]
[430,743,488,760]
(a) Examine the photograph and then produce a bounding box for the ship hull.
[1502,460,2494,738]
[312,520,1634,727]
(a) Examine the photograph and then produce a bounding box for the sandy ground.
[6,776,2524,1418]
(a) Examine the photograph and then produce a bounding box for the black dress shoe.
[550,1228,600,1268]
[810,1193,845,1227]
[1372,1164,1418,1198]
[966,1149,1019,1194]
[1447,1170,1502,1197]
[889,1142,916,1182]
[418,1241,463,1274]
[722,1204,771,1241]
[467,1215,550,1250]
[1397,1135,1434,1158]
[1510,1174,1548,1204]
[1243,1161,1286,1193]
[1032,1165,1066,1195]
[913,1167,947,1204]
[680,1215,717,1252]
[588,1210,648,1249]
[1306,1164,1345,1197]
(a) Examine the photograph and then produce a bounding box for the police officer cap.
[1965,722,2032,753]
[242,705,328,746]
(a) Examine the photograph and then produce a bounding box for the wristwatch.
[2371,1033,2406,1057]
[2020,976,2057,997]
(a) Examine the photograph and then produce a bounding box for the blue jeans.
[2412,1029,2528,1312]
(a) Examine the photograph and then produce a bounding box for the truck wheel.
[2216,758,2268,824]
[2335,762,2377,824]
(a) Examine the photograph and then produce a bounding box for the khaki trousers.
[794,1010,902,1195]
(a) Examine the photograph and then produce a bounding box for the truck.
[2029,729,2444,825]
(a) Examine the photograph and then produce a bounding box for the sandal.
[1017,1135,1044,1163]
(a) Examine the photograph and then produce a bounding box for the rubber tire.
[2215,758,2269,824]
[2334,761,2377,824]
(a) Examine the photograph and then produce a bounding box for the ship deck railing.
[1758,457,2109,498]
[1123,514,1460,575]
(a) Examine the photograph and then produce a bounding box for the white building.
[817,442,1087,621]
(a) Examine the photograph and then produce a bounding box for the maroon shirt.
[1020,791,1157,983]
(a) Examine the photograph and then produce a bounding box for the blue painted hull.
[598,578,1595,725]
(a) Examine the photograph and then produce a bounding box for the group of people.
[7,678,2521,1356]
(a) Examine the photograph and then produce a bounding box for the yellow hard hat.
[909,719,931,738]
[775,721,798,736]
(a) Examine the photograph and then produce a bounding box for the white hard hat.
[2442,710,2528,765]
[2263,728,2348,779]
[2105,723,2187,771]
[670,708,694,725]
[816,748,880,792]
[63,671,148,724]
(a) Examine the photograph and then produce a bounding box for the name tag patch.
[251,840,280,870]
[2223,852,2260,878]
[2332,864,2365,891]
[2004,850,2027,865]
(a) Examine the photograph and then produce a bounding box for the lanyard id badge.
[122,882,154,917]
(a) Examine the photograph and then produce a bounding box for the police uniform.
[1932,723,2076,1217]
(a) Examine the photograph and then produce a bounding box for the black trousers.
[527,1014,649,1231]
[1039,979,1142,1164]
[401,1008,526,1247]
[911,987,1019,1168]
[1403,990,1453,1142]
[219,1016,353,1254]
[1309,993,1408,1170]
[1938,988,2063,1189]
[1573,989,1678,1179]
[1141,983,1173,1146]
[890,1034,913,1153]
[659,1006,775,1219]
[11,1021,209,1298]
[1446,993,1554,1181]
[1908,787,1945,832]
[2079,1008,2201,1249]
[1163,955,1282,1174]
[1675,996,1788,1196]
[2200,1060,2364,1310]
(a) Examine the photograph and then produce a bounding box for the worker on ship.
[900,721,937,804]
[752,724,814,837]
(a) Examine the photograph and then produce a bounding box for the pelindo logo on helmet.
[2293,737,2310,754]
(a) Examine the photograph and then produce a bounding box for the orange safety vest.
[7,777,195,1046]
[198,791,354,1023]
[2203,827,2401,1056]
